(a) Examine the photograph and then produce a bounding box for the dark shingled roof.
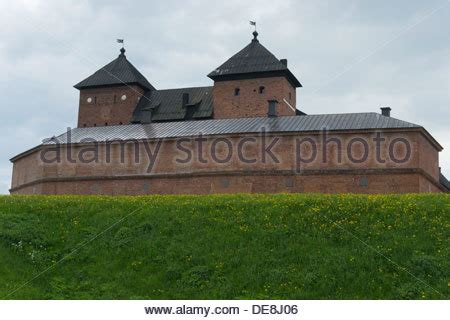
[74,48,155,91]
[440,173,450,191]
[132,86,213,122]
[49,113,423,144]
[208,31,302,87]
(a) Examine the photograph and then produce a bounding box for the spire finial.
[252,30,259,41]
[249,21,258,41]
[117,39,125,57]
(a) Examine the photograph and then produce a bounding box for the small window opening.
[83,124,87,127]
[259,86,265,94]
[234,88,240,96]
[220,178,230,188]
[289,92,292,100]
[93,123,97,127]
[119,122,123,125]
[105,123,108,126]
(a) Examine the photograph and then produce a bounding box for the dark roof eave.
[440,173,450,191]
[73,82,154,91]
[208,69,302,88]
[10,145,43,162]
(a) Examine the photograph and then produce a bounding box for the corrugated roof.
[208,32,301,87]
[74,48,155,91]
[132,86,213,122]
[49,113,421,144]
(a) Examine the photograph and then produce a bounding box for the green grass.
[0,194,448,299]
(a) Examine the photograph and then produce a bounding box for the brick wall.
[77,85,144,127]
[417,133,440,180]
[12,173,425,195]
[212,77,296,119]
[10,130,445,195]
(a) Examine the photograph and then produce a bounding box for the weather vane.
[117,38,124,48]
[249,21,257,31]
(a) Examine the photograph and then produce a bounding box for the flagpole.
[117,38,125,50]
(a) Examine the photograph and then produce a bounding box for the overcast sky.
[1,0,449,194]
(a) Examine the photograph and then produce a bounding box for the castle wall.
[77,85,144,127]
[10,129,444,195]
[417,133,440,180]
[212,77,296,119]
[12,173,424,195]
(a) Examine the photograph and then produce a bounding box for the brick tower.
[74,47,155,128]
[208,31,302,119]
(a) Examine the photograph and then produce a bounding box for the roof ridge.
[96,113,423,128]
[45,113,426,140]
[156,85,213,92]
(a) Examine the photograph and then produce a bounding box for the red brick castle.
[10,32,449,194]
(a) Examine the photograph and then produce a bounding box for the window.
[234,88,240,96]
[105,123,108,126]
[94,123,97,127]
[259,86,265,94]
[119,122,123,125]
[359,176,369,187]
[83,124,87,127]
[285,177,294,187]
[220,178,230,188]
[289,92,292,100]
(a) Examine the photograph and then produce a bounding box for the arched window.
[234,88,240,96]
[259,86,265,94]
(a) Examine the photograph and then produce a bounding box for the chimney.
[182,93,189,107]
[268,100,278,117]
[280,59,288,67]
[141,108,152,124]
[380,107,391,117]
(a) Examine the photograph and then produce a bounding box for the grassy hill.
[0,194,448,299]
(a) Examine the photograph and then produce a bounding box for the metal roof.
[74,48,155,91]
[132,86,213,122]
[49,113,421,144]
[207,32,302,87]
[440,173,450,191]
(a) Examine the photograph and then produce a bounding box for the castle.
[10,31,449,194]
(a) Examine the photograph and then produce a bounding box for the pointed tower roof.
[208,31,302,87]
[74,48,155,90]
